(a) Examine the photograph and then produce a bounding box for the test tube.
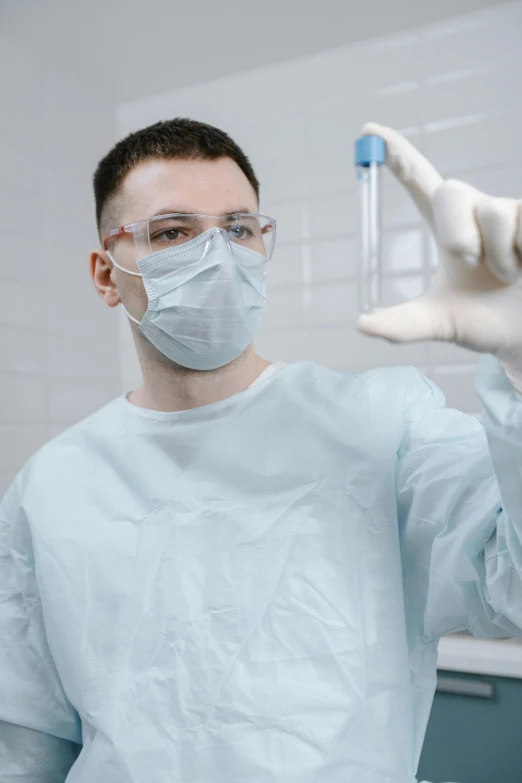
[354,135,386,313]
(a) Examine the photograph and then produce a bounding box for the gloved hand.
[358,123,522,393]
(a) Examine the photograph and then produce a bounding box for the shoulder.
[273,362,445,450]
[5,397,128,502]
[39,396,126,454]
[281,361,438,408]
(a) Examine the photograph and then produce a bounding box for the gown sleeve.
[397,356,522,642]
[0,475,82,781]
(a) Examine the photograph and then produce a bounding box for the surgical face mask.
[110,227,268,371]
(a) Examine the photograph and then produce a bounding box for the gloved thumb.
[357,296,454,343]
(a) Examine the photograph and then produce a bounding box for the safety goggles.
[103,212,277,272]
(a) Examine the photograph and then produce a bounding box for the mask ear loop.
[107,251,143,325]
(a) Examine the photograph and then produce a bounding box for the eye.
[153,228,183,243]
[228,224,254,241]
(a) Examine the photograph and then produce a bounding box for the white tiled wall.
[117,1,522,414]
[0,30,120,495]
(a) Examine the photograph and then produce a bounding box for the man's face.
[92,156,260,323]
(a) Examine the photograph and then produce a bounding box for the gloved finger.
[432,180,483,268]
[476,196,521,284]
[360,123,442,220]
[358,297,454,343]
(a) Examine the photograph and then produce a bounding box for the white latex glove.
[358,123,522,392]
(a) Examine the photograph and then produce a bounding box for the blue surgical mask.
[110,227,268,371]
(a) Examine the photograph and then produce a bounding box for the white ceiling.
[2,0,506,103]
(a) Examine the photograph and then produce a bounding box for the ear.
[90,248,121,307]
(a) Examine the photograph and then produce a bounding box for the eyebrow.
[150,207,255,218]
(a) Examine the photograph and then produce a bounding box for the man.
[0,118,521,783]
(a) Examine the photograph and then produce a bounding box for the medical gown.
[1,356,521,782]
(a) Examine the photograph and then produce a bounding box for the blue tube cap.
[354,135,386,167]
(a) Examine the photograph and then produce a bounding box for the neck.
[128,339,270,412]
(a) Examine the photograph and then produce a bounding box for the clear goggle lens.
[105,213,276,273]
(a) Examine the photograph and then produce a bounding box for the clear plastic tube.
[354,135,386,314]
[357,162,382,313]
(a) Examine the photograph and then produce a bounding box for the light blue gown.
[1,356,521,783]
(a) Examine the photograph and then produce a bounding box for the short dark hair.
[93,118,260,237]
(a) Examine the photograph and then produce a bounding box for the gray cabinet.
[417,670,522,783]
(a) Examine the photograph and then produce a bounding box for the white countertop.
[438,635,522,679]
